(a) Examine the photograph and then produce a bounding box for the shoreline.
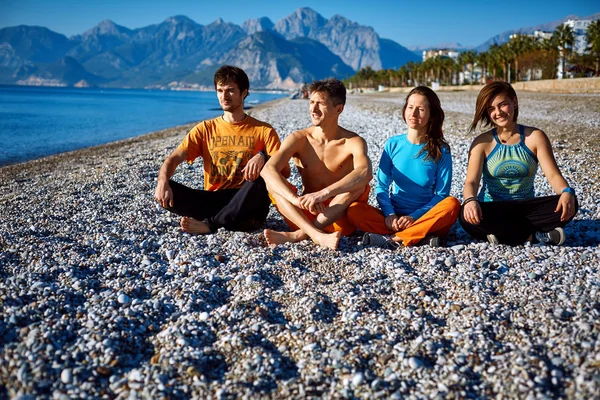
[0,97,288,177]
[1,92,599,398]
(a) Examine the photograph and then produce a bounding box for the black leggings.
[164,177,271,232]
[459,195,578,245]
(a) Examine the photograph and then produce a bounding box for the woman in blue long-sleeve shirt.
[347,86,460,248]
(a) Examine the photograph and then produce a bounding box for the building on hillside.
[422,49,459,62]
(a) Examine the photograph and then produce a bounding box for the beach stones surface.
[0,91,599,398]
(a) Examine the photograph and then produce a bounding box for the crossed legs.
[264,187,367,250]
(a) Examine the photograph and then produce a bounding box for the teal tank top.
[478,125,538,202]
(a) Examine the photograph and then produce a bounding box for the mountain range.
[1,8,598,89]
[0,7,420,89]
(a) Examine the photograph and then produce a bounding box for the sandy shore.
[1,91,600,399]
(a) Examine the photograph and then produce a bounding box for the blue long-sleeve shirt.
[375,134,453,221]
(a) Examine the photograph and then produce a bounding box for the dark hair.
[309,78,346,105]
[402,86,448,162]
[214,65,250,98]
[469,81,518,132]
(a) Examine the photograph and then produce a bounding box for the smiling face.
[309,91,342,127]
[487,93,517,128]
[404,93,430,133]
[216,80,247,113]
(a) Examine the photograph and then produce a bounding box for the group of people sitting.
[154,65,578,251]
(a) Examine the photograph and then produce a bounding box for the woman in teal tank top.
[460,82,578,245]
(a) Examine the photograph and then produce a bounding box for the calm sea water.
[0,86,286,166]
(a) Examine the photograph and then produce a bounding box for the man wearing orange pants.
[260,78,372,250]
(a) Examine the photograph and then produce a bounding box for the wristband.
[258,150,269,160]
[462,196,479,206]
[561,187,575,196]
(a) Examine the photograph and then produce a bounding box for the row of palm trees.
[345,20,600,89]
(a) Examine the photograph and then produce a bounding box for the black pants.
[164,177,271,232]
[459,195,578,245]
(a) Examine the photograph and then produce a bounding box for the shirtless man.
[260,78,372,250]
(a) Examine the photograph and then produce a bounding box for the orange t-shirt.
[178,115,281,191]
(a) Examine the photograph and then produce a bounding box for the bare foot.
[180,217,211,234]
[263,229,307,247]
[310,230,341,250]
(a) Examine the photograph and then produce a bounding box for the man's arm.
[154,147,188,208]
[260,131,304,205]
[299,136,372,209]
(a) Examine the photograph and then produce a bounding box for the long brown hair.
[402,86,449,162]
[469,81,518,132]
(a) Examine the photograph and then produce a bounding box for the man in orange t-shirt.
[154,65,287,234]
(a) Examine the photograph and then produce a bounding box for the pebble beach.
[1,89,600,399]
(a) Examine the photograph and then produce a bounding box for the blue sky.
[0,0,598,48]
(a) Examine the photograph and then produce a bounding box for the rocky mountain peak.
[80,19,131,39]
[163,15,197,26]
[242,17,275,34]
[274,7,327,39]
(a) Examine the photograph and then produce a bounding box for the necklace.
[498,129,518,143]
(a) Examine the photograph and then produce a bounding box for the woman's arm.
[462,137,487,225]
[529,128,576,221]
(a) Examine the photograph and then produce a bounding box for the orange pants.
[270,184,370,236]
[347,196,460,246]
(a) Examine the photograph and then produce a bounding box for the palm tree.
[432,56,444,83]
[405,61,417,86]
[413,62,424,86]
[442,57,455,85]
[488,44,502,80]
[421,58,434,84]
[462,50,477,84]
[476,51,490,84]
[356,66,376,88]
[457,51,467,84]
[539,36,560,79]
[496,43,514,81]
[397,65,409,86]
[587,20,600,76]
[553,23,575,78]
[508,33,539,81]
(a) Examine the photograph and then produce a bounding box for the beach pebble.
[408,357,424,370]
[352,372,365,386]
[117,293,131,305]
[61,368,73,384]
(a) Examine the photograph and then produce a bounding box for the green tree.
[587,20,600,76]
[496,43,514,81]
[441,57,455,85]
[508,33,538,81]
[487,44,501,80]
[397,65,409,86]
[539,36,560,79]
[462,50,477,84]
[405,61,417,86]
[553,23,575,78]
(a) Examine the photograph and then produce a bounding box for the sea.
[0,85,287,167]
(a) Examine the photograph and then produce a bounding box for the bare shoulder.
[470,130,495,148]
[523,125,548,140]
[338,127,364,143]
[284,128,311,143]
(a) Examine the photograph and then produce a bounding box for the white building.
[564,19,592,55]
[557,19,594,78]
[422,49,459,62]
